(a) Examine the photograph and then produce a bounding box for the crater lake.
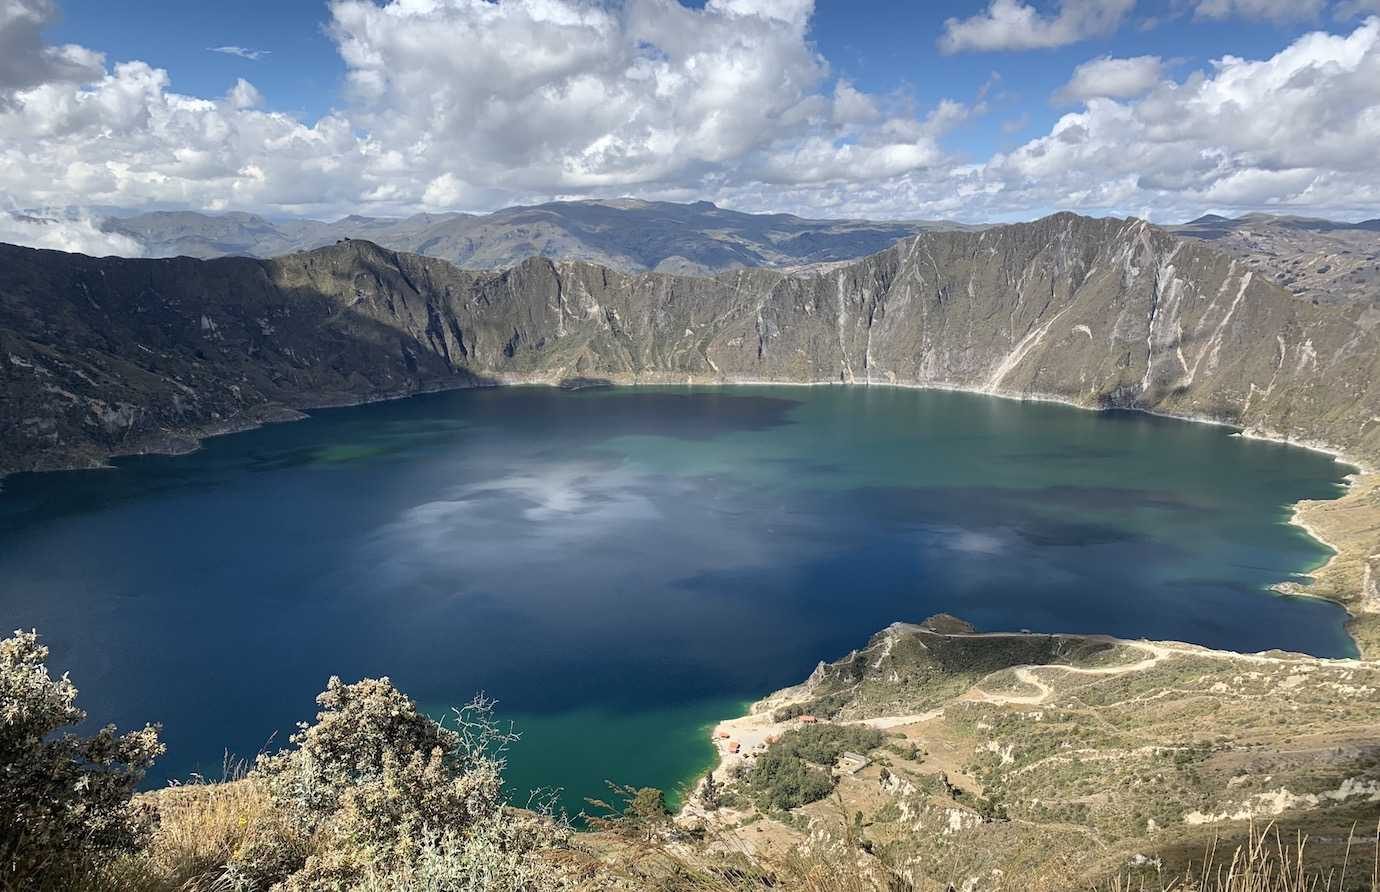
[0,385,1356,816]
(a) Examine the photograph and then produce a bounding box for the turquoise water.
[0,385,1354,816]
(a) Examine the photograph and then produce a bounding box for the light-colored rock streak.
[836,271,854,383]
[1195,270,1253,382]
[986,304,1075,391]
[1140,245,1187,393]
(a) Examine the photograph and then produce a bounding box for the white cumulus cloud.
[939,0,1135,53]
[0,0,1379,228]
[0,0,962,218]
[0,58,368,215]
[0,0,103,100]
[715,16,1380,222]
[956,16,1380,219]
[1056,55,1165,103]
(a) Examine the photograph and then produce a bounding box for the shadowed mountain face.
[98,199,967,274]
[4,212,1380,478]
[1169,213,1380,306]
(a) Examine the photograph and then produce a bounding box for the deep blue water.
[0,386,1355,815]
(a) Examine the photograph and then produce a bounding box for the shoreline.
[2,372,1373,656]
[5,372,1367,477]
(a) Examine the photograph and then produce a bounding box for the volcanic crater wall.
[3,212,1379,476]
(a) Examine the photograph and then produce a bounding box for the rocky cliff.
[6,212,1379,477]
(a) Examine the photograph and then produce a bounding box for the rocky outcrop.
[6,212,1379,477]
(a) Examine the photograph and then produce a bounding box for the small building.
[837,751,869,775]
[715,730,731,739]
[727,741,741,754]
[799,715,818,724]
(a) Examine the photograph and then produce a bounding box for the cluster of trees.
[746,724,885,812]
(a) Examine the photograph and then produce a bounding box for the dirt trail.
[957,638,1321,707]
[702,637,1333,791]
[966,641,1170,707]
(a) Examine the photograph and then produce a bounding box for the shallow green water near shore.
[0,385,1354,817]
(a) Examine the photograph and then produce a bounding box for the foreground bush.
[1,630,575,891]
[586,783,672,842]
[0,629,163,890]
[128,679,574,891]
[245,678,570,891]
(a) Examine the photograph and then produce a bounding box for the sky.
[3,0,1380,249]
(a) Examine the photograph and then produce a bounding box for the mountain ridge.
[94,198,972,275]
[6,212,1379,471]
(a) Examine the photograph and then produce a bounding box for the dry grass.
[583,838,889,891]
[585,816,1380,892]
[138,779,269,888]
[583,794,906,891]
[1105,822,1380,892]
[105,764,311,892]
[87,785,1380,892]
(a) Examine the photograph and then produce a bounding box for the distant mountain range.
[90,202,1380,305]
[96,199,977,275]
[1174,212,1380,234]
[1167,212,1380,305]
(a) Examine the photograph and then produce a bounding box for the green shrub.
[772,723,885,766]
[743,723,886,813]
[0,629,164,890]
[586,784,671,841]
[770,692,852,723]
[747,749,835,811]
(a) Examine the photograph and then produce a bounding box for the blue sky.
[810,2,1326,159]
[3,0,1378,230]
[49,0,348,122]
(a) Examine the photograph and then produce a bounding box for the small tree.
[976,792,1010,824]
[701,770,720,811]
[586,784,670,842]
[0,629,163,889]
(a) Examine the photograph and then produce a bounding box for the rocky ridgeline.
[5,212,1379,476]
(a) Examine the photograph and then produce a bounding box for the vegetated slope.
[687,617,1380,891]
[98,199,959,273]
[1169,212,1380,307]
